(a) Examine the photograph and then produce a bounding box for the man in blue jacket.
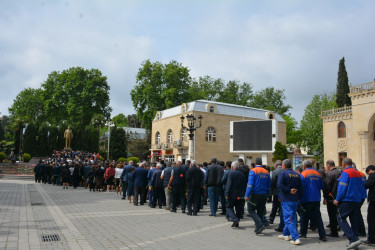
[245,158,270,235]
[121,161,133,200]
[277,159,303,245]
[133,162,148,206]
[333,158,365,249]
[299,160,327,241]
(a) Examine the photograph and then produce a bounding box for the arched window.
[269,114,274,119]
[156,113,160,120]
[206,127,216,142]
[182,106,186,113]
[338,121,346,138]
[209,106,215,113]
[167,130,173,143]
[156,132,160,145]
[181,128,187,142]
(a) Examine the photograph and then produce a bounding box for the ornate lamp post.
[180,114,202,160]
[105,120,115,159]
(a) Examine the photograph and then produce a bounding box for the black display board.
[232,120,272,151]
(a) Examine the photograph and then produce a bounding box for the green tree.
[8,88,44,122]
[109,127,127,160]
[37,122,49,156]
[127,114,142,128]
[217,80,253,106]
[48,125,60,152]
[112,113,128,127]
[131,60,191,129]
[273,141,288,162]
[283,115,302,145]
[23,122,38,156]
[300,94,337,163]
[250,87,291,116]
[189,76,225,101]
[127,131,150,160]
[91,113,105,152]
[41,67,111,127]
[336,57,351,107]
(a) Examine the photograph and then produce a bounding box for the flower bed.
[0,163,35,175]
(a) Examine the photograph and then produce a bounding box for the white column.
[188,139,194,160]
[358,131,369,172]
[262,153,268,166]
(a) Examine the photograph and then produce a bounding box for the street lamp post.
[180,114,202,160]
[105,121,114,159]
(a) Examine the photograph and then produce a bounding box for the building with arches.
[150,100,286,164]
[322,79,375,172]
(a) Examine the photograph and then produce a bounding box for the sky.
[1,0,375,123]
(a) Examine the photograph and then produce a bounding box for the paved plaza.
[0,178,372,250]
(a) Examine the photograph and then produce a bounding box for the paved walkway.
[0,179,372,249]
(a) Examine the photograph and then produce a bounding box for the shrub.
[23,153,31,162]
[127,157,139,164]
[118,157,127,163]
[0,152,6,162]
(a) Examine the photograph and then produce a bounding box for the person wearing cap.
[206,157,224,217]
[245,157,271,234]
[269,160,282,224]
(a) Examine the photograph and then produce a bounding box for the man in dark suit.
[206,158,224,216]
[133,162,148,205]
[168,161,186,213]
[185,160,204,216]
[121,161,134,200]
[225,161,246,228]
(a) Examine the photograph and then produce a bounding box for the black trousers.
[327,201,338,235]
[134,186,146,205]
[187,187,201,214]
[227,198,244,223]
[152,187,163,208]
[269,194,280,222]
[368,201,375,242]
[172,185,186,211]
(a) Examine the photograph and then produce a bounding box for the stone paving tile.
[0,179,373,249]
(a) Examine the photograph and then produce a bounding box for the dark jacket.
[162,166,173,187]
[134,167,148,188]
[323,167,341,200]
[151,169,163,187]
[121,164,134,182]
[206,163,224,186]
[225,170,246,199]
[365,172,375,201]
[277,169,303,202]
[186,166,204,189]
[171,167,186,186]
[87,169,95,179]
[271,166,283,196]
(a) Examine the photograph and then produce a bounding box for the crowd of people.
[33,150,375,249]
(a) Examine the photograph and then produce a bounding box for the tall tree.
[273,141,288,162]
[8,88,44,122]
[300,93,336,162]
[109,127,127,160]
[250,87,291,116]
[112,113,128,127]
[91,113,105,152]
[131,60,191,129]
[23,122,38,156]
[41,67,111,127]
[217,80,253,106]
[283,115,302,145]
[336,57,351,107]
[189,76,225,101]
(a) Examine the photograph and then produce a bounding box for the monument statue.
[64,126,73,149]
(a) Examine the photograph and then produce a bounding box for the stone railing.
[321,105,352,117]
[350,81,375,93]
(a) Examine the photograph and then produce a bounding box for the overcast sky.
[1,0,374,123]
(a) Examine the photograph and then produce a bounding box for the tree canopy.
[300,93,336,162]
[336,57,351,107]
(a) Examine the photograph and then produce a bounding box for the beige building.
[150,100,286,165]
[322,79,375,172]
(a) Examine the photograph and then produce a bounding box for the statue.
[64,126,73,149]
